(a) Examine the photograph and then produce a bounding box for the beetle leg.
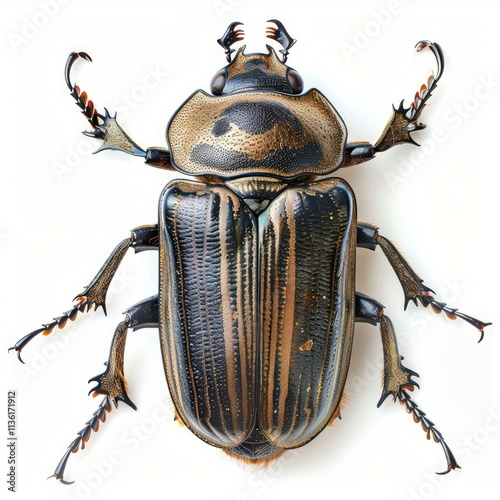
[65,53,177,171]
[343,42,444,167]
[9,225,159,361]
[89,296,159,409]
[373,41,444,154]
[88,319,137,410]
[50,295,158,484]
[83,109,147,157]
[65,52,146,157]
[355,293,460,474]
[357,223,491,340]
[48,396,113,484]
[397,389,461,475]
[8,238,131,362]
[355,293,420,407]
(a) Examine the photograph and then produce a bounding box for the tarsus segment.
[49,396,113,484]
[65,52,105,130]
[379,309,460,473]
[8,298,90,363]
[397,389,460,475]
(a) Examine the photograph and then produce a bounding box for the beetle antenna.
[266,19,296,62]
[217,22,245,62]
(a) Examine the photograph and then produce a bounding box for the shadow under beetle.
[10,20,491,482]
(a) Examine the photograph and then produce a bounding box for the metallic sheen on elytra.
[9,19,490,483]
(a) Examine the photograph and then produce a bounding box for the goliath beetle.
[9,20,491,483]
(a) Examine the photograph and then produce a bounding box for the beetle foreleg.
[357,223,491,339]
[373,41,444,154]
[343,42,444,167]
[65,52,146,157]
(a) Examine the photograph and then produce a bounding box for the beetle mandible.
[9,20,491,482]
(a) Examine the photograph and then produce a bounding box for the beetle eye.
[210,70,227,95]
[287,69,303,94]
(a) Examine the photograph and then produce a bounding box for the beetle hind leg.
[355,293,460,473]
[88,318,137,410]
[49,318,135,484]
[377,314,420,407]
[397,389,460,474]
[88,295,158,408]
[49,295,158,483]
[355,294,419,406]
[49,396,113,484]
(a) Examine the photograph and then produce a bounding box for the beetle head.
[210,20,303,96]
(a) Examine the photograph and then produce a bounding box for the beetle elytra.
[9,20,491,483]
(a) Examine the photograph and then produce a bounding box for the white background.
[1,1,498,499]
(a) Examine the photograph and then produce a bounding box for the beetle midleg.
[354,292,460,474]
[50,295,158,484]
[357,222,491,338]
[9,225,159,362]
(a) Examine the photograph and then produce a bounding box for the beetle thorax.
[224,176,290,214]
[167,89,347,182]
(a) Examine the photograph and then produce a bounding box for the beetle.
[9,20,491,483]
